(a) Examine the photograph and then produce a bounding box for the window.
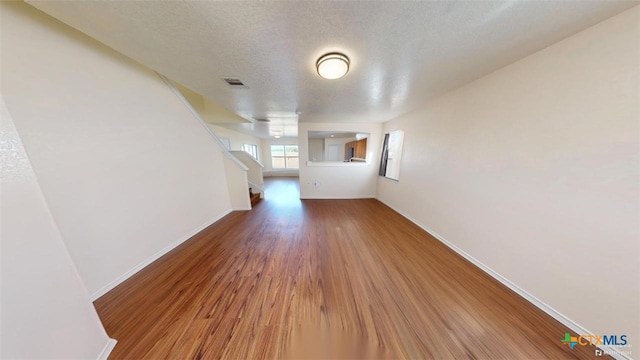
[242,144,259,160]
[379,130,404,181]
[271,145,299,169]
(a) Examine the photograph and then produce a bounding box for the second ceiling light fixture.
[316,53,350,80]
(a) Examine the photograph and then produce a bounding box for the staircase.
[249,187,261,206]
[230,150,265,209]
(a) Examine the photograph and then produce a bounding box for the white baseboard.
[90,210,232,301]
[97,338,117,360]
[375,198,632,360]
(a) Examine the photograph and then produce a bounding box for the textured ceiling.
[27,1,637,138]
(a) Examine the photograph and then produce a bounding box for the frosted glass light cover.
[316,53,349,80]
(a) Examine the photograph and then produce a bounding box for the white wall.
[0,96,115,359]
[377,6,639,350]
[299,123,382,199]
[308,138,324,161]
[324,137,354,161]
[230,150,264,191]
[261,137,300,177]
[209,124,262,153]
[174,82,250,126]
[222,155,251,211]
[1,1,233,298]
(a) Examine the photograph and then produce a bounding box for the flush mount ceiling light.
[316,53,350,80]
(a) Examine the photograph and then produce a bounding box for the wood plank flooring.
[95,177,602,359]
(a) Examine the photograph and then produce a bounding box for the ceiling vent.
[223,78,247,87]
[253,118,270,122]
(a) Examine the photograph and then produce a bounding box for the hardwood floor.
[95,177,601,359]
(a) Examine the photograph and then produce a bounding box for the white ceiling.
[28,1,637,139]
[308,131,366,140]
